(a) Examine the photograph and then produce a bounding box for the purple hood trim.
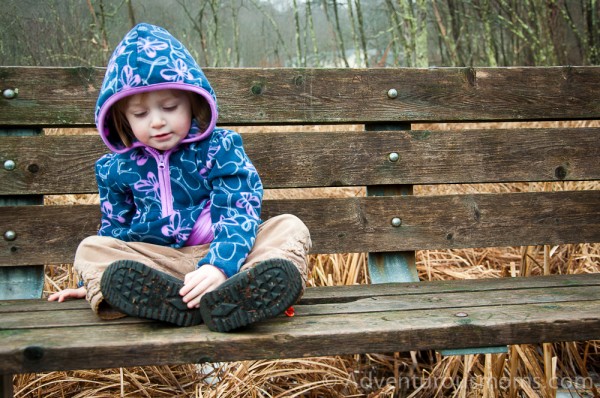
[97,82,217,154]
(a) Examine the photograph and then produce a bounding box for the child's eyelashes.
[132,111,148,118]
[129,104,177,118]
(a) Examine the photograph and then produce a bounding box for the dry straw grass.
[14,121,599,397]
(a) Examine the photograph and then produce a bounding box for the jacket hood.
[95,23,217,153]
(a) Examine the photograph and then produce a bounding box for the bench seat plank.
[1,274,599,374]
[2,275,599,329]
[1,128,599,195]
[1,273,596,311]
[2,191,599,265]
[1,67,599,126]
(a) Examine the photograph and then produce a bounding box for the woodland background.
[1,0,598,69]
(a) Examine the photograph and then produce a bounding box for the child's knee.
[74,235,121,273]
[272,214,311,244]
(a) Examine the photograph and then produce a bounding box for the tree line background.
[1,0,598,68]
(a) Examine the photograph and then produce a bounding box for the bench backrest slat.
[2,190,598,266]
[1,128,599,195]
[1,67,599,126]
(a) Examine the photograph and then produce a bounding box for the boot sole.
[100,260,202,327]
[200,258,302,332]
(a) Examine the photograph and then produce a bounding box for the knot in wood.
[24,346,44,361]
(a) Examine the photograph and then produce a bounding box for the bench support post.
[0,128,44,398]
[365,123,418,283]
[1,375,13,398]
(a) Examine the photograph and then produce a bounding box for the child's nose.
[151,112,166,128]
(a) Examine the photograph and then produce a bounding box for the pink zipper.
[147,148,174,217]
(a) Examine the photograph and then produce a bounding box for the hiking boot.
[200,258,302,333]
[100,260,202,327]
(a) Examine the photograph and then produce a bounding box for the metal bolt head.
[455,312,469,318]
[2,89,17,99]
[387,88,398,99]
[391,217,402,227]
[388,152,399,162]
[4,230,16,241]
[3,160,16,171]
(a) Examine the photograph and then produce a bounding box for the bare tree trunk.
[209,0,222,66]
[527,0,554,64]
[384,0,402,65]
[231,1,241,66]
[557,0,587,64]
[446,0,466,65]
[397,0,415,66]
[584,0,599,64]
[87,0,109,52]
[306,0,320,66]
[178,0,210,66]
[432,1,460,65]
[476,0,498,66]
[126,0,136,28]
[414,0,428,67]
[354,0,369,66]
[292,0,303,66]
[331,0,350,67]
[346,0,362,67]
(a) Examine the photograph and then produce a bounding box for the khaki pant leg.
[241,214,312,292]
[74,235,208,319]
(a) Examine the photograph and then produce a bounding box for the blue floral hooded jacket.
[95,23,263,278]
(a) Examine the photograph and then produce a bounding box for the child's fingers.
[182,279,211,306]
[180,265,227,307]
[183,276,223,308]
[48,288,86,302]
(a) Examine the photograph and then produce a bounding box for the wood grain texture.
[1,191,598,266]
[1,128,598,195]
[2,274,595,311]
[1,67,599,126]
[1,274,599,373]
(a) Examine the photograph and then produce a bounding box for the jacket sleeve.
[95,154,137,240]
[197,130,263,278]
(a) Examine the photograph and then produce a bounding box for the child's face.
[123,89,192,151]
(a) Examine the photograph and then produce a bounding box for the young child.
[48,23,311,333]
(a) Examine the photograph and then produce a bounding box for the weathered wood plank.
[1,128,599,195]
[3,276,599,329]
[0,299,88,313]
[2,274,597,312]
[1,299,598,373]
[1,191,598,266]
[301,273,600,303]
[2,274,597,314]
[1,67,599,126]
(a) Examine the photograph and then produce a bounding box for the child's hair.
[109,90,211,147]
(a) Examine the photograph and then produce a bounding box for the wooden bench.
[1,66,599,397]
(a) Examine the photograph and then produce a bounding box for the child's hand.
[47,286,87,302]
[180,264,227,309]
